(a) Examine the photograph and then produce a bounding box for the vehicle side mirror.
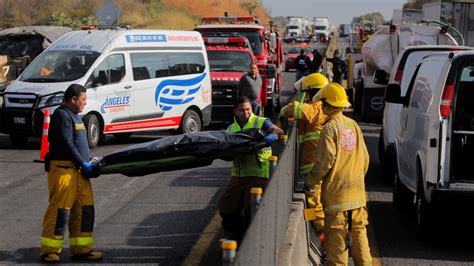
[263,64,276,78]
[373,69,388,85]
[384,83,403,104]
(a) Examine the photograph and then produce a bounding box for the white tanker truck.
[352,24,459,120]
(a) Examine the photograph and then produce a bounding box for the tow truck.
[203,34,257,123]
[195,16,285,118]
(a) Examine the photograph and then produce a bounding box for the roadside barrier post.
[221,239,237,265]
[269,155,278,177]
[39,109,50,161]
[250,187,263,218]
[279,134,288,145]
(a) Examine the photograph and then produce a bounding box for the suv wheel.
[415,178,432,239]
[393,171,412,210]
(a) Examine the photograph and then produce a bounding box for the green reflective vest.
[228,114,272,178]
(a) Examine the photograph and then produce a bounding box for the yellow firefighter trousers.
[304,180,324,232]
[40,161,95,256]
[325,207,372,266]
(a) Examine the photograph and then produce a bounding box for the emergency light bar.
[203,37,248,47]
[202,16,257,24]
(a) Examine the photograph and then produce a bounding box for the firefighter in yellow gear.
[305,82,372,265]
[39,84,102,263]
[280,73,328,235]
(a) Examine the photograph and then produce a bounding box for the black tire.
[83,114,101,148]
[378,129,385,165]
[416,177,432,239]
[113,132,132,142]
[393,171,413,210]
[179,110,201,134]
[9,134,28,147]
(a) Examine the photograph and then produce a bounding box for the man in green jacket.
[218,96,283,243]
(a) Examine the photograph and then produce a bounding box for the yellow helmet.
[318,82,351,108]
[301,73,328,91]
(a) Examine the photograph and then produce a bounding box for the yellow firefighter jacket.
[305,112,369,214]
[281,98,327,174]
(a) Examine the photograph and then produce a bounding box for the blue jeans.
[250,100,259,114]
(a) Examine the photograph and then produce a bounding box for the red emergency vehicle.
[195,16,285,118]
[203,34,256,123]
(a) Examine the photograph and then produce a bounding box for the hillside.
[0,0,270,30]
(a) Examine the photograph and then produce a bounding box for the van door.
[449,60,474,184]
[87,53,130,134]
[397,65,421,190]
[406,58,448,187]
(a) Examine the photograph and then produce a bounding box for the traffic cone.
[39,109,50,161]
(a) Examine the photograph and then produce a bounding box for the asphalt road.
[1,51,474,265]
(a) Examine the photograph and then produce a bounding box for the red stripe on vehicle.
[104,116,182,133]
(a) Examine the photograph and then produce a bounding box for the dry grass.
[0,0,270,30]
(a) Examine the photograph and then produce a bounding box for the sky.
[262,0,407,25]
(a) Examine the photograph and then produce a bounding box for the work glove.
[263,133,278,147]
[81,162,98,178]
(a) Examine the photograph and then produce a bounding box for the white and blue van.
[0,27,212,147]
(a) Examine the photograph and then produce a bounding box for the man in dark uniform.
[39,84,102,262]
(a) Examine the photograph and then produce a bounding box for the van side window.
[89,54,125,86]
[130,52,205,81]
[168,53,205,76]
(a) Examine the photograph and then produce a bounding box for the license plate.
[13,117,26,124]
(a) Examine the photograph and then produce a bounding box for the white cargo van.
[379,46,470,181]
[0,27,212,147]
[385,50,474,236]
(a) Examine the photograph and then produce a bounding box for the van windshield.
[20,50,100,83]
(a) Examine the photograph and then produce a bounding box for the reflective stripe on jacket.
[228,114,272,178]
[306,112,369,214]
[282,99,326,171]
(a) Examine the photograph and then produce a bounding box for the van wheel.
[415,178,432,239]
[180,110,201,134]
[393,171,412,210]
[9,134,28,147]
[84,114,101,148]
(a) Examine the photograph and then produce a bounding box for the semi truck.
[350,24,459,120]
[195,16,285,118]
[286,16,305,36]
[422,1,474,47]
[312,17,330,42]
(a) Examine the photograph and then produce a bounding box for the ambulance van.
[0,27,212,147]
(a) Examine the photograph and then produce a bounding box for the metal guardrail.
[233,122,298,265]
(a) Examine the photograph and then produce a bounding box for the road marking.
[181,211,222,266]
[366,192,381,266]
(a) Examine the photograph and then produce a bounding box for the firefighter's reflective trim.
[298,131,321,143]
[54,208,70,236]
[41,237,64,248]
[294,92,306,120]
[300,163,314,174]
[69,237,94,246]
[81,205,95,232]
[324,200,366,214]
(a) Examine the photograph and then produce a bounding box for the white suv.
[379,46,469,182]
[385,50,474,236]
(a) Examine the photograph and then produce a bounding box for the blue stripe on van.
[155,73,207,112]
